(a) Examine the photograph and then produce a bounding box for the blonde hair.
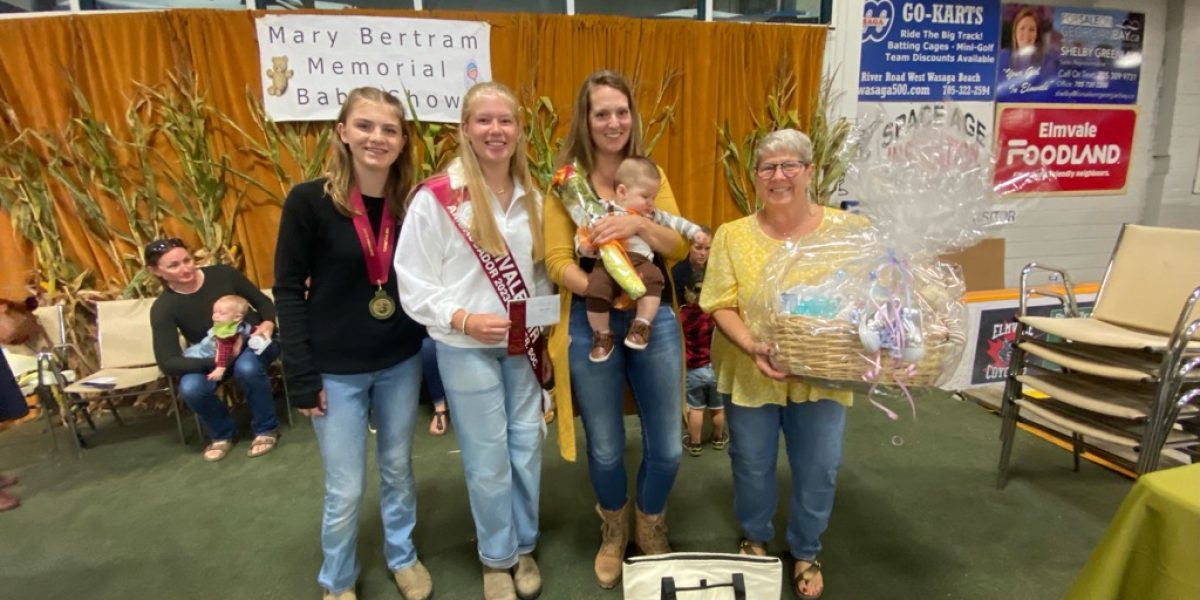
[323,87,415,218]
[556,70,644,172]
[214,294,250,318]
[456,81,544,260]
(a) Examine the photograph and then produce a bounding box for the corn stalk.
[520,95,560,192]
[640,68,681,156]
[35,81,166,298]
[141,72,253,269]
[717,62,803,215]
[0,102,102,371]
[403,93,458,182]
[808,69,860,207]
[0,116,80,296]
[219,90,334,204]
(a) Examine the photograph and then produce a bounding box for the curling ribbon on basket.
[857,252,922,421]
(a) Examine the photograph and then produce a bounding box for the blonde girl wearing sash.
[274,87,432,600]
[395,82,547,600]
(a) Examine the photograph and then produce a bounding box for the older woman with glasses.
[145,238,282,462]
[699,129,864,600]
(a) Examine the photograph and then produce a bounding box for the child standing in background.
[673,234,725,456]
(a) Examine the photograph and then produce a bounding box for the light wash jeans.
[177,342,280,441]
[568,298,683,514]
[313,355,422,593]
[435,343,542,569]
[723,395,846,560]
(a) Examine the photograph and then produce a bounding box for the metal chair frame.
[997,226,1200,488]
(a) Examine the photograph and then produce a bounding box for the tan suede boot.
[512,553,542,599]
[594,502,630,589]
[322,588,356,600]
[635,507,671,555]
[392,560,433,600]
[482,566,517,600]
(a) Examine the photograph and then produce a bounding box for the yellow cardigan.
[543,167,691,461]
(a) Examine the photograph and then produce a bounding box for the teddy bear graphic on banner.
[265,56,294,97]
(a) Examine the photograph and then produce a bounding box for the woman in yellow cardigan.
[543,70,690,590]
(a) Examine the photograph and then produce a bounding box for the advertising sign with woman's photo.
[997,4,1144,104]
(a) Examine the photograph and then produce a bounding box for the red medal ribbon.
[348,187,396,286]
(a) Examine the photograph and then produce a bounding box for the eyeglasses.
[144,238,185,257]
[755,161,809,179]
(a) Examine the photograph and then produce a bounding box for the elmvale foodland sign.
[255,14,492,122]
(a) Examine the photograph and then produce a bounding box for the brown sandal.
[737,538,767,557]
[792,559,823,599]
[247,432,281,458]
[203,440,233,462]
[429,406,449,436]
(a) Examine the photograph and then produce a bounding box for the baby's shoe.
[624,319,653,350]
[899,307,925,363]
[590,331,615,363]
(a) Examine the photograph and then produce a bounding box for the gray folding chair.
[63,299,182,453]
[997,224,1200,487]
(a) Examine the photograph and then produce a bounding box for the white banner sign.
[255,14,492,123]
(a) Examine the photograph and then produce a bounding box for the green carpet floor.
[0,390,1131,599]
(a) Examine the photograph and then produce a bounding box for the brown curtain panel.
[0,9,825,295]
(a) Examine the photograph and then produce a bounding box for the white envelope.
[509,295,561,327]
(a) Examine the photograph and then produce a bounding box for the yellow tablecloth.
[1065,463,1200,600]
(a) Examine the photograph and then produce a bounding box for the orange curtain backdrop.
[0,9,825,295]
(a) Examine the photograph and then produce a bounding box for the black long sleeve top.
[273,178,425,409]
[150,264,276,376]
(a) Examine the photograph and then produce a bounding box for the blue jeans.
[724,396,846,560]
[420,336,445,401]
[313,355,422,593]
[177,343,280,441]
[568,298,683,514]
[436,343,542,568]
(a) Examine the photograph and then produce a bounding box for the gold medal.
[369,288,396,320]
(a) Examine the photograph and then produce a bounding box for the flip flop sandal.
[792,559,823,599]
[203,440,233,462]
[738,538,767,556]
[247,432,281,458]
[430,408,449,436]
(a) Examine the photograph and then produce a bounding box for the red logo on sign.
[993,105,1137,195]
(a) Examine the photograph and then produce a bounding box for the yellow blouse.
[699,209,867,408]
[544,166,690,461]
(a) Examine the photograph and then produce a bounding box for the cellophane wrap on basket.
[550,161,647,300]
[745,111,1033,413]
[746,230,968,392]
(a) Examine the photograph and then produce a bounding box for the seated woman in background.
[146,238,281,462]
